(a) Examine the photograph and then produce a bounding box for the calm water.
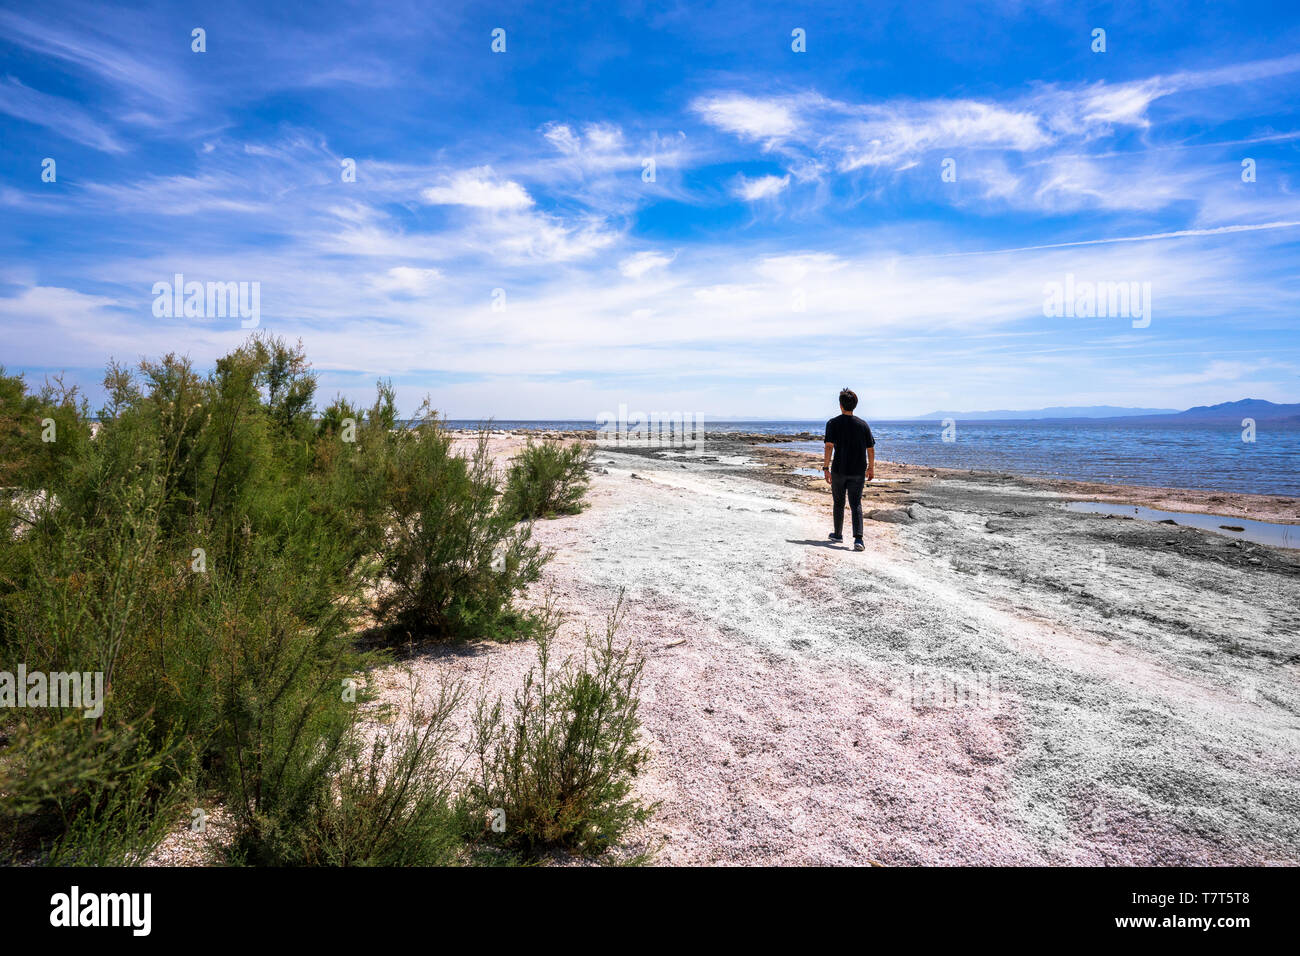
[1063,502,1300,548]
[444,419,1300,497]
[441,419,822,435]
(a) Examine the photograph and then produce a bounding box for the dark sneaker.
[853,539,865,552]
[828,532,843,542]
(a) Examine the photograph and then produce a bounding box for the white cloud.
[583,122,624,152]
[495,213,620,262]
[733,173,791,200]
[619,251,674,278]
[1076,80,1168,128]
[692,94,800,142]
[541,121,627,159]
[421,167,534,209]
[372,266,442,294]
[836,100,1050,170]
[755,253,842,284]
[9,219,1296,418]
[542,123,581,154]
[692,53,1300,218]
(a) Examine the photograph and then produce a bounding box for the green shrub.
[0,716,187,866]
[468,595,656,857]
[206,535,362,864]
[374,412,548,642]
[502,439,592,521]
[0,368,92,496]
[288,681,471,866]
[0,336,374,864]
[41,726,189,867]
[0,339,650,866]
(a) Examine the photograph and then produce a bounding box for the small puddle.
[1063,501,1300,549]
[792,467,824,477]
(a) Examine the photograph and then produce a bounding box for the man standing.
[823,388,875,552]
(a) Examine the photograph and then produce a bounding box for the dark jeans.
[832,472,865,539]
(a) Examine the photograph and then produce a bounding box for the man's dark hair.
[839,388,858,412]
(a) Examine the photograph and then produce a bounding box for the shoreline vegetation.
[0,338,649,866]
[3,339,1298,865]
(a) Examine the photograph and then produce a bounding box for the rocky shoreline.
[370,432,1300,864]
[448,427,820,443]
[453,427,1300,527]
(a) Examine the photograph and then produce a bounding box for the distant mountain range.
[909,399,1300,423]
[1103,399,1300,424]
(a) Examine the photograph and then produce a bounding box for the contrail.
[925,221,1300,258]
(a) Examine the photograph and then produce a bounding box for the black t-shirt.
[824,414,875,476]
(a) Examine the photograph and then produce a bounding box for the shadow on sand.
[353,624,499,663]
[785,538,848,549]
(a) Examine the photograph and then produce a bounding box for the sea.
[442,419,1300,498]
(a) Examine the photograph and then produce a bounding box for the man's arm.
[823,441,833,484]
[867,445,875,482]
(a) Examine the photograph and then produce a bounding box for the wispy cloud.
[692,53,1300,218]
[0,77,126,153]
[619,250,674,278]
[3,4,1299,417]
[732,173,791,200]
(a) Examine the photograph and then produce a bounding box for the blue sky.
[2,0,1299,420]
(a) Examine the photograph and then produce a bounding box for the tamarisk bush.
[0,338,652,865]
[468,594,655,857]
[501,439,592,521]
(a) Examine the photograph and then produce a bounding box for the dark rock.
[871,508,915,525]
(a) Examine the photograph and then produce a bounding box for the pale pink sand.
[371,439,1300,865]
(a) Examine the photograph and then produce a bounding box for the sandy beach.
[361,435,1300,866]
